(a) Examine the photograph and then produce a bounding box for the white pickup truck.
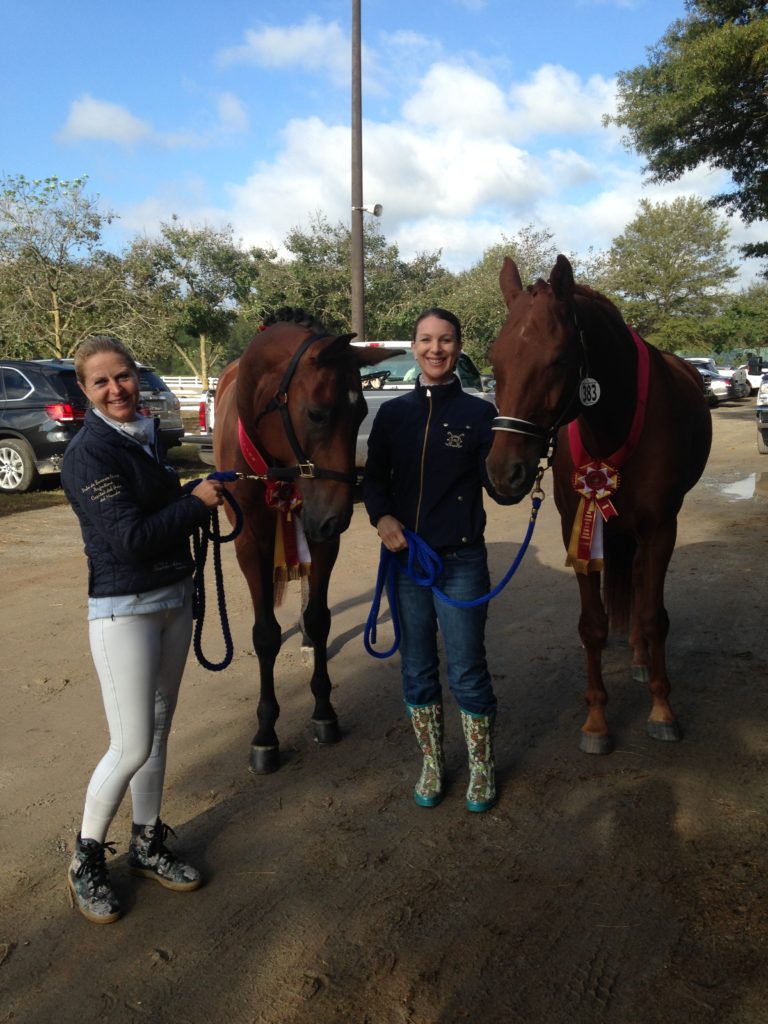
[193,342,495,471]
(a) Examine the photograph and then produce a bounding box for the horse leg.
[302,539,341,745]
[576,570,613,755]
[629,552,650,683]
[634,523,681,742]
[237,535,284,774]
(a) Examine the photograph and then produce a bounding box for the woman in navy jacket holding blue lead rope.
[363,309,512,813]
[61,335,223,925]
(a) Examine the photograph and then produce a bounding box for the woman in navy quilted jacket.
[61,335,223,925]
[363,309,510,815]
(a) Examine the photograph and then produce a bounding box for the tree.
[246,214,449,342]
[602,196,737,351]
[123,219,271,381]
[718,282,768,355]
[0,175,117,357]
[446,226,563,367]
[608,2,768,263]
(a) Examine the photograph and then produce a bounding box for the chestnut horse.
[486,256,712,754]
[214,309,393,773]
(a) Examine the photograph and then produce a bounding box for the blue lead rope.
[363,494,543,659]
[190,471,243,671]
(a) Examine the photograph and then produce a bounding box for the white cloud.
[508,65,617,136]
[217,18,351,87]
[216,92,249,135]
[57,90,249,151]
[109,50,763,290]
[401,62,616,144]
[58,95,152,145]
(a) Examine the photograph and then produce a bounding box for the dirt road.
[1,401,767,1024]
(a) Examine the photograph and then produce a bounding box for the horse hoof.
[312,718,341,745]
[646,719,683,742]
[579,732,614,755]
[249,745,280,774]
[632,664,650,683]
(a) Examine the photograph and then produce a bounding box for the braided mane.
[263,307,328,336]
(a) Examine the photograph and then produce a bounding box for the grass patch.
[0,444,210,519]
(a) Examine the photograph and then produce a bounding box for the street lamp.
[352,204,383,217]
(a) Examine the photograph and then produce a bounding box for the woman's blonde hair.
[73,335,139,384]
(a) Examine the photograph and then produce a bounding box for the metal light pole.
[350,0,364,341]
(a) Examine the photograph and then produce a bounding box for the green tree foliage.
[245,214,450,342]
[608,2,768,263]
[446,226,562,367]
[123,218,271,381]
[718,282,768,355]
[601,196,737,350]
[0,175,117,357]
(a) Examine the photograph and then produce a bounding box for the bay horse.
[214,309,393,773]
[486,255,712,754]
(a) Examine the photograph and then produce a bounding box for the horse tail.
[603,533,635,633]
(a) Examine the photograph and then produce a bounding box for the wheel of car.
[0,438,39,493]
[758,430,768,455]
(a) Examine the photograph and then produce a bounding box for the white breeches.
[80,598,193,843]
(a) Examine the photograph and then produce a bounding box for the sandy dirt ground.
[1,400,767,1024]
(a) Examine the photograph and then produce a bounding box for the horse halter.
[491,312,590,462]
[246,331,356,486]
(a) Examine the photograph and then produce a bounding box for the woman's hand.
[191,478,224,510]
[376,514,408,552]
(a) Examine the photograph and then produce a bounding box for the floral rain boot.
[67,834,121,924]
[128,818,202,892]
[460,709,496,813]
[407,701,444,807]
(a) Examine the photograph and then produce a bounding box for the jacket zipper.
[414,388,432,532]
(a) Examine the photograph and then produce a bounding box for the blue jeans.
[395,543,496,716]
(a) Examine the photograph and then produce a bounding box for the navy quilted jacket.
[362,376,511,551]
[62,411,210,597]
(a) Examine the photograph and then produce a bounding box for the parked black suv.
[0,359,87,493]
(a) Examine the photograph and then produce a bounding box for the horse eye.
[308,408,332,426]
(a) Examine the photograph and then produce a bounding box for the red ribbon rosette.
[567,461,620,573]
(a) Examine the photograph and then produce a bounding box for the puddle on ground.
[715,473,768,499]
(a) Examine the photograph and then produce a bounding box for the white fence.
[161,376,219,410]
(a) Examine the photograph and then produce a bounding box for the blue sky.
[1,0,764,286]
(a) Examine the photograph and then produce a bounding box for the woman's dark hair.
[73,335,139,384]
[412,308,462,346]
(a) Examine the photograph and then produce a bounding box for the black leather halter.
[249,332,356,485]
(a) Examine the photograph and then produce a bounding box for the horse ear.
[549,255,575,303]
[499,257,523,309]
[314,333,356,366]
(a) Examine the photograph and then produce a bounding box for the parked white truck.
[193,342,495,471]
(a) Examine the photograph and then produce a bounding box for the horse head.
[234,311,392,542]
[486,255,583,501]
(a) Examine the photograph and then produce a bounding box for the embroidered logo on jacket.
[445,431,465,449]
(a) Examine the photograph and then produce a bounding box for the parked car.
[755,375,768,453]
[135,366,184,449]
[692,366,727,407]
[0,359,87,493]
[38,358,184,450]
[685,357,750,401]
